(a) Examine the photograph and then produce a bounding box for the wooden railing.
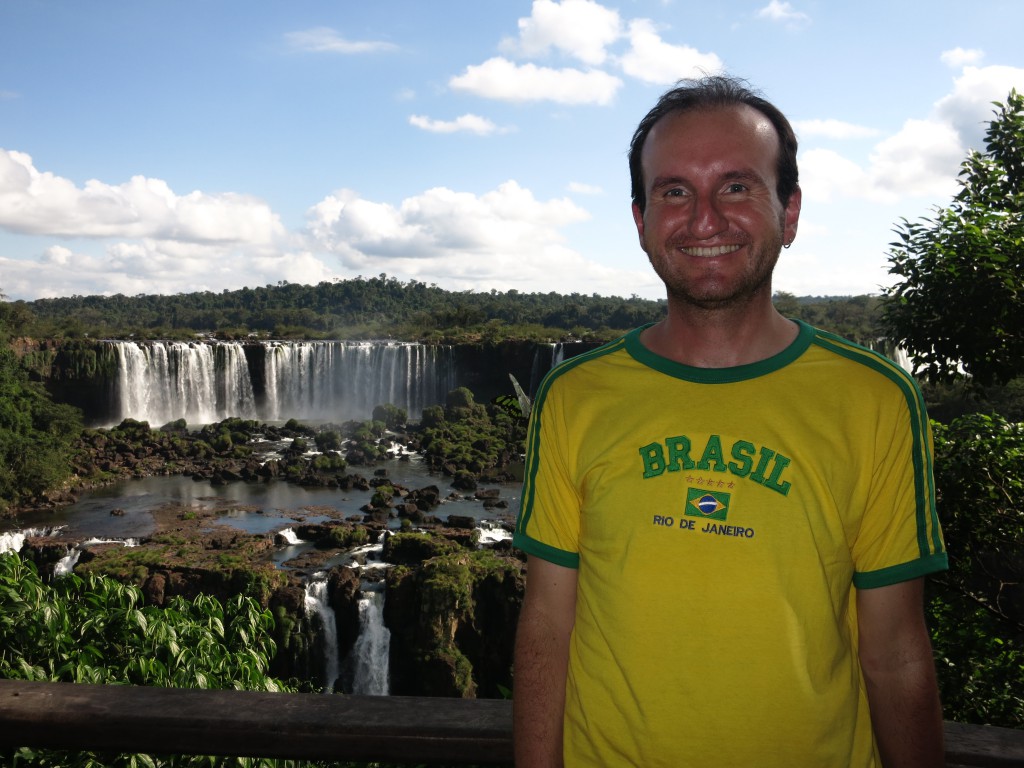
[1,679,1022,766]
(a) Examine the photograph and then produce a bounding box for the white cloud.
[933,65,1024,148]
[792,119,881,140]
[304,180,654,295]
[285,27,397,54]
[0,241,335,299]
[798,65,1024,207]
[568,181,603,195]
[757,1,810,27]
[618,19,723,85]
[799,119,962,205]
[941,47,984,69]
[0,150,286,245]
[409,114,502,135]
[500,0,622,66]
[798,147,877,203]
[867,118,964,199]
[450,57,622,105]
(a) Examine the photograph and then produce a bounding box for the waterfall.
[109,339,456,425]
[278,528,301,545]
[53,537,136,578]
[551,342,566,367]
[54,548,81,576]
[304,573,340,693]
[0,527,54,556]
[110,340,256,425]
[351,585,390,696]
[262,341,456,422]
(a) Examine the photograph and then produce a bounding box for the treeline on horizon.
[1,273,884,345]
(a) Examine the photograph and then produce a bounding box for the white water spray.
[304,573,340,693]
[351,586,390,696]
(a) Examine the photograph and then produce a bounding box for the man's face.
[632,104,801,310]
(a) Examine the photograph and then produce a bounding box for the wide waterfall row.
[108,340,457,426]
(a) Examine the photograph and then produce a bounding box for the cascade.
[53,547,81,576]
[0,527,54,556]
[551,342,566,367]
[350,584,390,696]
[304,573,340,693]
[111,340,256,425]
[108,340,457,425]
[278,528,301,545]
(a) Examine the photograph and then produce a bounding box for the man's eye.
[665,188,685,197]
[725,183,747,193]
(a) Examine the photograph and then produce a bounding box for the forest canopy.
[2,274,885,346]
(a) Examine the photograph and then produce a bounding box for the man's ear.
[632,202,646,249]
[783,185,801,246]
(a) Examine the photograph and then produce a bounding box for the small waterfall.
[53,537,136,578]
[551,342,566,367]
[304,573,340,693]
[869,339,915,374]
[351,585,390,696]
[0,527,54,556]
[54,548,81,576]
[278,528,301,545]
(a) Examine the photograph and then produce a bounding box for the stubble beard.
[647,222,785,313]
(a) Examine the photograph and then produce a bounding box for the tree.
[0,346,82,511]
[926,413,1024,727]
[882,90,1024,385]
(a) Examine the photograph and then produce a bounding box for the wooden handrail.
[1,679,1022,766]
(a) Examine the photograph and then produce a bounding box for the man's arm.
[857,577,945,767]
[513,555,578,768]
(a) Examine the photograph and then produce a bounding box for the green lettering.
[665,435,695,472]
[728,440,755,477]
[750,446,776,485]
[697,435,727,471]
[639,442,666,478]
[763,453,792,496]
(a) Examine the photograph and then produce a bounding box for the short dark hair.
[629,75,799,213]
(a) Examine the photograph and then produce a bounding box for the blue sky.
[2,0,1023,302]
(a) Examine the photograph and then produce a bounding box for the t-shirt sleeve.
[513,377,582,569]
[851,384,947,589]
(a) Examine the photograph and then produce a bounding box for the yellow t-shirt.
[513,321,947,767]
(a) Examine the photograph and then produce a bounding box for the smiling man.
[512,76,948,767]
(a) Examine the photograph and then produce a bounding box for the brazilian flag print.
[684,488,731,521]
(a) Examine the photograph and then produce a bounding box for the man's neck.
[640,301,799,369]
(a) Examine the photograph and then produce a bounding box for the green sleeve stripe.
[854,552,949,589]
[517,333,631,539]
[512,532,581,569]
[810,329,944,560]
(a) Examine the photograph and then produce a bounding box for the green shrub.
[928,413,1024,728]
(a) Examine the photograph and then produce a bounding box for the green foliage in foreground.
[0,553,503,768]
[0,553,288,767]
[928,413,1024,728]
[0,345,82,512]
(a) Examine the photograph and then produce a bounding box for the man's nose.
[689,194,728,239]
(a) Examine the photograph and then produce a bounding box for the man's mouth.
[678,244,742,258]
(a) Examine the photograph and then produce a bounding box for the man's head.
[629,75,799,215]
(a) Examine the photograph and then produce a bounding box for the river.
[0,454,521,544]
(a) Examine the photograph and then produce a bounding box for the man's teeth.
[680,245,739,257]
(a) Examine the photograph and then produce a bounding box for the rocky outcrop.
[384,542,525,699]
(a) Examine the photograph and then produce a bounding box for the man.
[512,75,948,767]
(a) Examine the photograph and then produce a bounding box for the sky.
[2,0,1024,303]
